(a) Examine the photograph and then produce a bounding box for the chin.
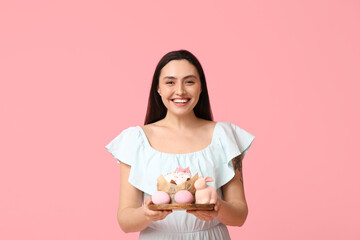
[168,109,194,117]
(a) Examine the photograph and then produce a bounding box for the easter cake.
[149,166,216,211]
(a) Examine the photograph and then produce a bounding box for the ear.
[205,176,214,182]
[157,86,161,95]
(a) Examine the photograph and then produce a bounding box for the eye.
[166,81,175,85]
[185,80,195,84]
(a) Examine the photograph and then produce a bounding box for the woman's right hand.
[142,196,172,222]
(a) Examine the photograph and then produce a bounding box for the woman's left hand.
[186,197,222,222]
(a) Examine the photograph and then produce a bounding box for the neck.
[161,111,201,129]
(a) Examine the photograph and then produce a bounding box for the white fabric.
[106,122,255,239]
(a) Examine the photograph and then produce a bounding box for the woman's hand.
[142,196,172,222]
[186,197,222,222]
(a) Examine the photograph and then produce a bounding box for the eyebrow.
[163,75,198,80]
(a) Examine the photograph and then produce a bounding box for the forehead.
[160,60,199,78]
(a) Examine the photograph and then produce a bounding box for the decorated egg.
[151,191,171,204]
[174,190,194,204]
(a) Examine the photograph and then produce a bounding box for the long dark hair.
[144,50,213,125]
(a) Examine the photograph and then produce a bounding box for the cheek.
[160,88,173,97]
[158,90,171,104]
[190,87,202,97]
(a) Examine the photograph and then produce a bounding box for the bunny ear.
[205,176,214,182]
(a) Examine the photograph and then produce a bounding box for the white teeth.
[173,99,188,103]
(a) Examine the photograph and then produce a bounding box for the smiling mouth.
[172,98,190,103]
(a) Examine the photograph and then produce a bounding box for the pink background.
[1,0,359,239]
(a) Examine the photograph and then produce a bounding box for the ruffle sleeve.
[213,122,255,189]
[105,127,141,166]
[105,126,156,195]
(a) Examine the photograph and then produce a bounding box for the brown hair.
[144,50,213,124]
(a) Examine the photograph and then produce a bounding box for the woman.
[106,50,255,239]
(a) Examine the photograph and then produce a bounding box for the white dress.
[106,122,255,240]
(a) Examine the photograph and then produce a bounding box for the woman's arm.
[217,154,248,226]
[187,154,248,226]
[117,162,172,233]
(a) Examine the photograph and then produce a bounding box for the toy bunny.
[194,176,217,204]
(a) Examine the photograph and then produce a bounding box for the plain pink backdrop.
[1,0,359,239]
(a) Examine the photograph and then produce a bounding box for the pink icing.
[175,166,190,173]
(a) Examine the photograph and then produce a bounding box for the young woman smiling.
[106,50,255,239]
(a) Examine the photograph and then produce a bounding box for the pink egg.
[174,190,194,204]
[151,191,171,204]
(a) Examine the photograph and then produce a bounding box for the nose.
[175,82,186,95]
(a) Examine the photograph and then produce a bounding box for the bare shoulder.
[140,120,167,138]
[141,120,165,129]
[205,120,217,128]
[197,119,217,131]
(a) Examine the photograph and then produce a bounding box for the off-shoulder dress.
[106,122,255,240]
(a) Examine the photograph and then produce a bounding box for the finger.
[194,212,207,219]
[186,210,196,214]
[205,217,214,222]
[187,211,201,218]
[163,210,172,216]
[187,210,214,221]
[159,213,170,220]
[214,198,222,212]
[154,210,171,219]
[145,207,164,217]
[153,211,171,221]
[199,212,216,220]
[158,211,168,218]
[144,196,152,205]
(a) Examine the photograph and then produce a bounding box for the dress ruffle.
[105,122,255,195]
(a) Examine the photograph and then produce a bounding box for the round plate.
[148,203,215,211]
